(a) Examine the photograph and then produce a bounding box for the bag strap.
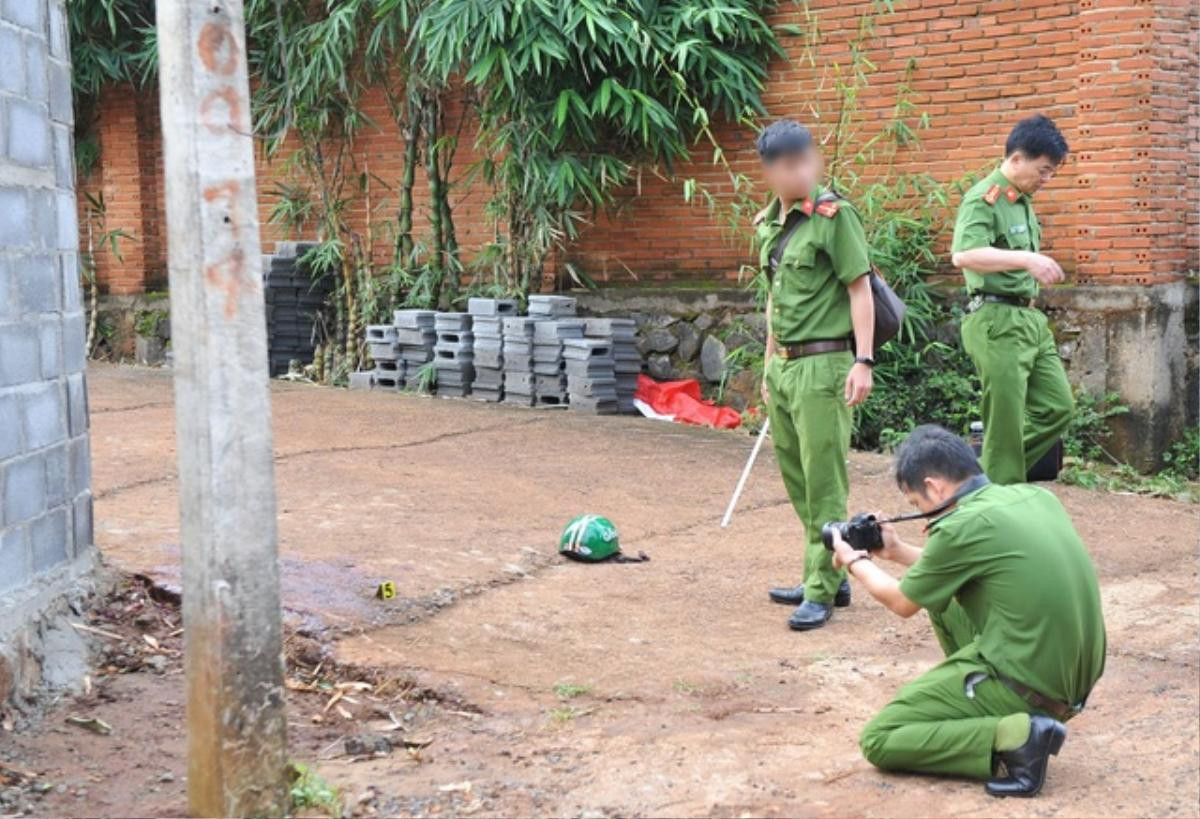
[768,210,807,276]
[768,189,845,277]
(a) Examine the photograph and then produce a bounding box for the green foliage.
[67,0,156,98]
[1060,462,1197,503]
[67,0,157,176]
[79,191,134,357]
[856,341,980,451]
[287,762,341,817]
[407,360,437,394]
[1162,427,1200,483]
[1058,394,1197,502]
[134,308,168,338]
[553,682,592,701]
[1062,391,1129,462]
[716,330,765,405]
[411,0,786,297]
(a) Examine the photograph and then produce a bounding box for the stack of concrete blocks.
[585,318,641,413]
[394,309,437,391]
[347,370,374,390]
[501,318,539,407]
[467,298,517,403]
[528,294,577,320]
[433,312,474,398]
[365,324,403,391]
[1,0,96,704]
[563,338,619,414]
[262,242,331,376]
[533,319,584,407]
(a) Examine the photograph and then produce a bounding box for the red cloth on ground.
[634,374,742,429]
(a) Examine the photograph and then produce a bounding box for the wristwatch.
[854,355,876,368]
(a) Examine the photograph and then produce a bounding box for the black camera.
[821,513,884,552]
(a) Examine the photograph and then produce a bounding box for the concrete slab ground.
[6,362,1198,818]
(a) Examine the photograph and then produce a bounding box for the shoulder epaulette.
[983,184,1001,206]
[815,200,840,218]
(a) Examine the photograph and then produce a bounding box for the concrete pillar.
[1046,281,1197,471]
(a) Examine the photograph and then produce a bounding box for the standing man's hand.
[844,361,873,407]
[1023,252,1065,286]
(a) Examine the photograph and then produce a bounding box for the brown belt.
[775,338,852,360]
[995,672,1081,721]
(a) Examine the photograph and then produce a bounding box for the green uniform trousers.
[859,603,1037,779]
[764,350,852,605]
[961,303,1074,485]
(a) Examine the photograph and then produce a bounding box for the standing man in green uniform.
[828,425,1106,797]
[752,120,877,631]
[951,114,1074,484]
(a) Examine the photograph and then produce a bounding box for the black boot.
[768,579,851,607]
[787,600,833,631]
[986,716,1067,798]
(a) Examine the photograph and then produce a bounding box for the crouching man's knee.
[859,714,893,770]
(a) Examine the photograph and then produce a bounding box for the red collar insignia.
[1005,187,1018,202]
[983,184,1001,205]
[799,199,815,216]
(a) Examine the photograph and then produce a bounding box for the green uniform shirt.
[899,482,1106,706]
[756,187,871,344]
[951,167,1042,300]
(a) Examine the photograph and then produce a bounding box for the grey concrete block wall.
[0,0,92,596]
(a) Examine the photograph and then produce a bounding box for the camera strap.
[881,474,991,526]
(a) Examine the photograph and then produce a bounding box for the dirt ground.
[1,362,1197,818]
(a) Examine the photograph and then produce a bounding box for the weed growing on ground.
[548,705,594,726]
[672,678,698,696]
[553,683,592,701]
[1058,392,1198,502]
[288,762,341,817]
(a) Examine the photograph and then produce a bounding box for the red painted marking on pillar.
[199,86,245,134]
[197,22,238,76]
[203,181,241,236]
[205,248,247,320]
[202,181,249,319]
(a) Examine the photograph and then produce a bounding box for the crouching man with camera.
[827,425,1106,797]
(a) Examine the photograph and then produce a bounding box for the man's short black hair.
[756,120,813,162]
[894,424,984,492]
[1005,114,1069,164]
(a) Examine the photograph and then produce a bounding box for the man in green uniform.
[752,120,877,631]
[951,114,1074,484]
[828,425,1106,797]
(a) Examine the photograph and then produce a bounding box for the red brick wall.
[79,0,1198,294]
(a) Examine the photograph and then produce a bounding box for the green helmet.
[558,515,621,562]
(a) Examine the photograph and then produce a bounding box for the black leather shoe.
[769,579,852,607]
[787,600,833,631]
[986,716,1067,798]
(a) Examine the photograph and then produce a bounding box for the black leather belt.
[967,293,1035,312]
[995,672,1081,721]
[776,338,852,360]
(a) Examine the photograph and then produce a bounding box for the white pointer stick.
[721,418,770,528]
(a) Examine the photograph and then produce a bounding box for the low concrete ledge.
[0,548,106,713]
[576,286,757,317]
